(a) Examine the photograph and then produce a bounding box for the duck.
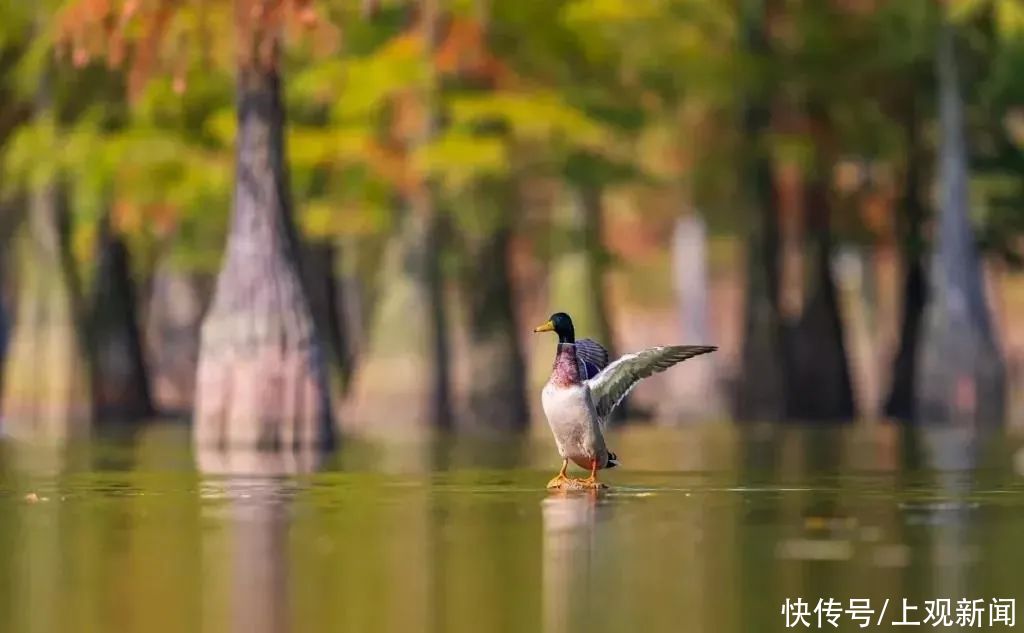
[533,312,717,489]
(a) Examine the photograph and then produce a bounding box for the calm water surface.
[0,422,1023,633]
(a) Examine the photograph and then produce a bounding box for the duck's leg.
[546,459,570,489]
[579,458,606,489]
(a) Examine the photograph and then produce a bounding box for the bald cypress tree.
[88,213,154,420]
[735,0,785,422]
[194,2,333,448]
[915,22,1004,426]
[455,185,528,432]
[2,185,93,437]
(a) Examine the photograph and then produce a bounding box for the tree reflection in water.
[197,446,325,633]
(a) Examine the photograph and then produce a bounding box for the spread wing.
[576,338,609,380]
[586,345,717,418]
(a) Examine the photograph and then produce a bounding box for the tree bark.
[334,235,376,372]
[194,57,334,449]
[456,194,528,432]
[2,185,93,438]
[145,262,212,415]
[782,181,855,421]
[884,104,928,422]
[734,0,786,422]
[301,241,352,390]
[88,213,154,420]
[915,23,1004,426]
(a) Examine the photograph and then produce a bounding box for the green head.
[533,312,575,344]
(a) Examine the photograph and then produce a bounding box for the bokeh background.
[1,0,1024,437]
[4,4,1024,633]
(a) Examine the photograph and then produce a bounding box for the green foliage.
[413,131,507,193]
[951,0,1024,39]
[1,0,1024,277]
[447,91,610,148]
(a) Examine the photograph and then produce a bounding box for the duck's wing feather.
[586,345,717,418]
[576,338,609,380]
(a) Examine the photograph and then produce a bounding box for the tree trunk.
[334,235,377,373]
[734,0,785,422]
[456,195,528,432]
[145,262,212,416]
[345,203,451,433]
[664,214,722,420]
[915,23,1004,426]
[88,213,154,420]
[886,260,926,419]
[884,104,928,422]
[2,185,92,438]
[782,181,855,421]
[301,241,352,390]
[194,59,334,449]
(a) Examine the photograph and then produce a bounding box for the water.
[0,422,1022,633]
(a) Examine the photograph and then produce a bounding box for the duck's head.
[533,312,575,344]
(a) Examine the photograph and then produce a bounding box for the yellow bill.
[533,320,555,333]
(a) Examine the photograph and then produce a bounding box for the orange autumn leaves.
[55,0,336,99]
[50,1,517,240]
[54,0,504,102]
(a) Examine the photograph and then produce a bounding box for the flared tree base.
[2,228,92,441]
[194,345,333,450]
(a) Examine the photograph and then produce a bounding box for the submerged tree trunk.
[2,185,92,438]
[145,262,212,416]
[89,213,153,420]
[194,55,333,448]
[915,24,1004,426]
[783,181,855,421]
[302,241,352,390]
[336,237,373,363]
[884,104,928,422]
[887,259,926,419]
[345,203,451,433]
[735,0,785,422]
[456,193,528,432]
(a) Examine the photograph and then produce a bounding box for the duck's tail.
[606,451,620,469]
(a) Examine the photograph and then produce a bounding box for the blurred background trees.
[2,0,1024,441]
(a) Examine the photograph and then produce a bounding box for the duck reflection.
[541,490,611,633]
[197,446,326,633]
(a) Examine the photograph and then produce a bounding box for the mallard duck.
[533,312,716,489]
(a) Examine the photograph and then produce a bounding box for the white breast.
[541,382,599,461]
